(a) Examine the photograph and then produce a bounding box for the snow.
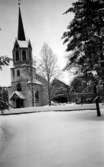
[17,40,28,48]
[10,91,26,100]
[3,103,97,114]
[0,105,104,167]
[27,79,43,85]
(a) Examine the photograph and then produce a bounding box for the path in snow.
[0,110,104,167]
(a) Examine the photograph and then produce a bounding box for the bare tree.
[37,43,59,105]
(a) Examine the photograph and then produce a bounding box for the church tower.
[13,6,33,68]
[8,1,48,109]
[9,2,36,108]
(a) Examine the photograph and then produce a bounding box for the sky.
[0,0,75,86]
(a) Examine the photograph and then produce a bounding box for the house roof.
[10,91,26,100]
[52,78,69,87]
[27,79,43,85]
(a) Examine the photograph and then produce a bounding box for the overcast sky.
[0,0,75,86]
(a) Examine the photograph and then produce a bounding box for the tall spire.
[17,0,26,41]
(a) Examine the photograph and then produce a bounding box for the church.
[8,4,48,108]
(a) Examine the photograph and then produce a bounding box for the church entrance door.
[16,98,24,108]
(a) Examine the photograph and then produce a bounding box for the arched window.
[16,50,19,61]
[16,83,22,91]
[22,50,26,61]
[17,70,20,77]
[35,91,39,102]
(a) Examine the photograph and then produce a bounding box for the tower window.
[22,50,26,61]
[35,91,39,102]
[16,83,22,91]
[16,50,19,61]
[17,70,20,77]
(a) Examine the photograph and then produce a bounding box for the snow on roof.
[10,91,26,100]
[27,79,43,85]
[17,40,28,48]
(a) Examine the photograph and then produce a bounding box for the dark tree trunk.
[47,77,51,106]
[1,109,4,115]
[95,99,101,117]
[94,84,101,117]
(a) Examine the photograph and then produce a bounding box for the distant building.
[51,79,70,103]
[8,5,48,108]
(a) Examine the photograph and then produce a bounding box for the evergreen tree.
[0,54,10,112]
[0,56,10,69]
[0,87,9,112]
[62,0,104,116]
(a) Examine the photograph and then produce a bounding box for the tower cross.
[18,0,21,7]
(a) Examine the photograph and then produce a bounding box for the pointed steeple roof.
[18,6,26,41]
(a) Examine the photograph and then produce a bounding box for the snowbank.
[1,103,98,115]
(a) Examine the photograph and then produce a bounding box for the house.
[51,78,70,103]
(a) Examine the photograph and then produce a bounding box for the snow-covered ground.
[0,106,104,167]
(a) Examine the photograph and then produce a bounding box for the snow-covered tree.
[0,56,10,70]
[62,0,104,116]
